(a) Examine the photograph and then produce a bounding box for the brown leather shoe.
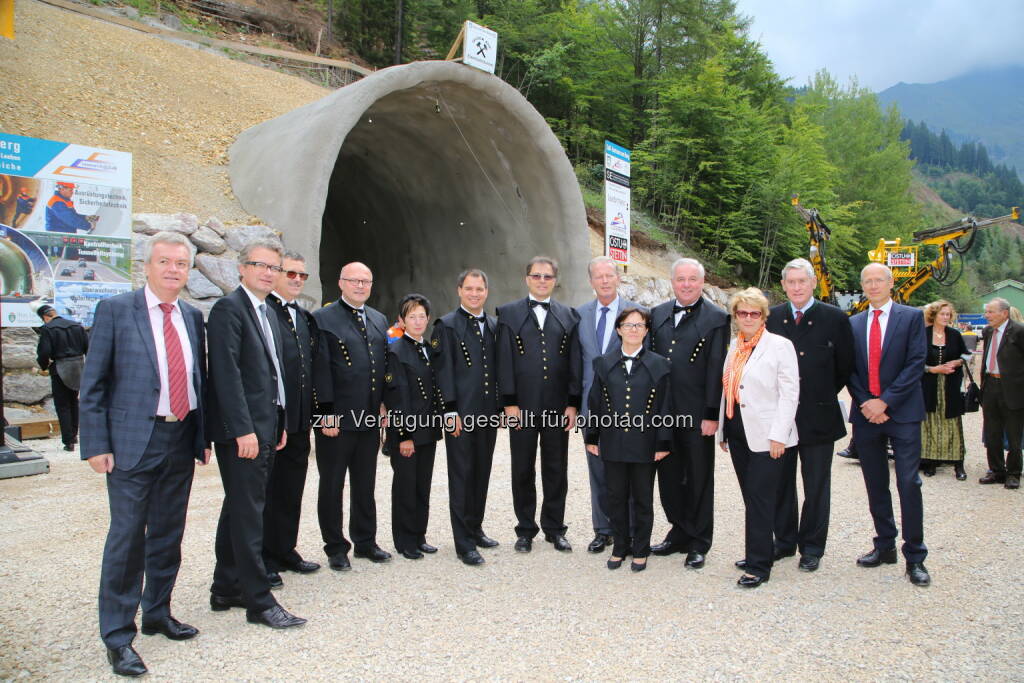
[979,472,1006,485]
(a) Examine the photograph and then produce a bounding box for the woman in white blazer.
[717,288,800,588]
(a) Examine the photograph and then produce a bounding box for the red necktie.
[159,303,190,420]
[988,328,1000,374]
[868,309,882,396]
[794,310,803,325]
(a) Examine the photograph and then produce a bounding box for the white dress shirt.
[674,296,701,327]
[790,297,815,319]
[461,306,486,335]
[987,319,1008,374]
[622,345,641,374]
[144,285,196,416]
[529,295,551,328]
[272,291,298,327]
[595,296,620,354]
[866,299,894,349]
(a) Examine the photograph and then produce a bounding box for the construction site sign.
[463,21,498,74]
[604,140,631,266]
[0,133,133,327]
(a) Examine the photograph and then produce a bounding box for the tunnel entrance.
[229,60,589,317]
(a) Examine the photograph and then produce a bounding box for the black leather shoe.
[458,550,485,566]
[737,573,769,588]
[400,548,424,560]
[684,551,705,569]
[210,593,245,611]
[514,536,532,553]
[651,540,684,556]
[141,615,198,640]
[246,605,307,629]
[773,548,796,561]
[979,472,1005,485]
[545,534,572,552]
[798,555,820,572]
[734,559,747,569]
[328,554,351,571]
[285,559,321,574]
[587,533,611,553]
[354,546,392,563]
[63,444,75,452]
[607,557,623,570]
[837,447,858,459]
[418,543,438,554]
[1006,475,1021,490]
[474,533,499,548]
[856,547,898,567]
[630,559,648,572]
[107,645,147,677]
[954,464,967,481]
[906,562,931,586]
[267,571,283,589]
[920,463,936,477]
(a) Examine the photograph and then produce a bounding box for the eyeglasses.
[245,261,283,273]
[527,273,556,281]
[734,310,763,319]
[341,277,373,287]
[284,270,309,281]
[619,322,647,330]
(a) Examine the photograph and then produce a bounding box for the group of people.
[65,230,1023,677]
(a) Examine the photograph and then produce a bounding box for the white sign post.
[462,21,498,74]
[604,140,631,266]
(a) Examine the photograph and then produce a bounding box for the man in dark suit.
[313,261,392,569]
[647,258,729,569]
[576,256,642,553]
[766,258,854,573]
[207,239,306,628]
[433,269,500,566]
[848,262,930,586]
[262,251,322,588]
[80,232,210,676]
[35,303,89,451]
[497,256,582,553]
[979,297,1024,489]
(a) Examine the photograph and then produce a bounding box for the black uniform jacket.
[432,307,500,418]
[37,315,89,368]
[383,334,446,447]
[267,294,322,434]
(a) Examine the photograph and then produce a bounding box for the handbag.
[961,362,981,413]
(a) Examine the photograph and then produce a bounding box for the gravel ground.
[1,393,1021,681]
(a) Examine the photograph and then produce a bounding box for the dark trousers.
[446,425,497,555]
[50,369,79,447]
[727,413,783,579]
[604,460,655,558]
[983,377,1024,476]
[586,446,613,535]
[99,415,196,648]
[315,429,380,557]
[389,440,437,552]
[262,429,311,571]
[510,424,569,538]
[657,428,715,553]
[853,419,927,563]
[775,441,834,558]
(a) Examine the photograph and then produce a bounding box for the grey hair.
[671,257,705,279]
[587,256,619,278]
[237,238,284,265]
[860,262,893,281]
[986,297,1011,312]
[144,231,196,267]
[282,250,305,263]
[780,257,816,281]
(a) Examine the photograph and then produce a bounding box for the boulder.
[186,268,224,299]
[180,295,218,320]
[132,212,199,236]
[194,254,239,294]
[2,328,40,370]
[4,371,51,404]
[132,234,150,261]
[223,225,280,253]
[191,226,227,254]
[203,216,227,237]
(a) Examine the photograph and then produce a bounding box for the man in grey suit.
[80,232,210,677]
[576,256,642,553]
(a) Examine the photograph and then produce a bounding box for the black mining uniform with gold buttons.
[647,296,729,554]
[496,297,582,539]
[432,307,500,557]
[312,298,388,558]
[383,334,446,554]
[584,348,672,558]
[261,293,321,573]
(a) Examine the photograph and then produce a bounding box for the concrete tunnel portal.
[229,60,590,318]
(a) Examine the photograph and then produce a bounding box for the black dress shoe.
[285,559,321,574]
[458,550,485,566]
[141,615,199,640]
[418,543,438,554]
[587,533,611,553]
[328,553,352,571]
[267,571,283,588]
[837,447,858,459]
[607,557,623,570]
[1006,475,1021,490]
[906,562,931,586]
[954,464,967,481]
[210,593,245,611]
[354,546,392,563]
[630,559,648,572]
[400,548,424,560]
[107,645,147,677]
[651,540,684,556]
[920,463,936,477]
[737,573,769,588]
[856,547,898,567]
[979,472,1005,485]
[63,444,75,452]
[684,551,705,569]
[544,534,572,552]
[798,555,820,572]
[474,533,499,548]
[773,548,796,561]
[246,605,307,629]
[734,559,747,569]
[514,536,532,553]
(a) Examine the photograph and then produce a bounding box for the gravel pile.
[0,394,1021,680]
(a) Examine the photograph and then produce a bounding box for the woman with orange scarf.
[717,288,800,588]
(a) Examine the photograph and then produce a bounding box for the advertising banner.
[604,140,631,266]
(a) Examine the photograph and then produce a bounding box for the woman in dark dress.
[383,294,447,559]
[584,307,672,572]
[920,300,967,479]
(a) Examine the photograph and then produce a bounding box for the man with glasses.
[207,239,306,628]
[262,251,323,588]
[312,262,393,570]
[496,256,582,553]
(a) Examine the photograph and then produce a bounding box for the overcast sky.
[734,0,1024,92]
